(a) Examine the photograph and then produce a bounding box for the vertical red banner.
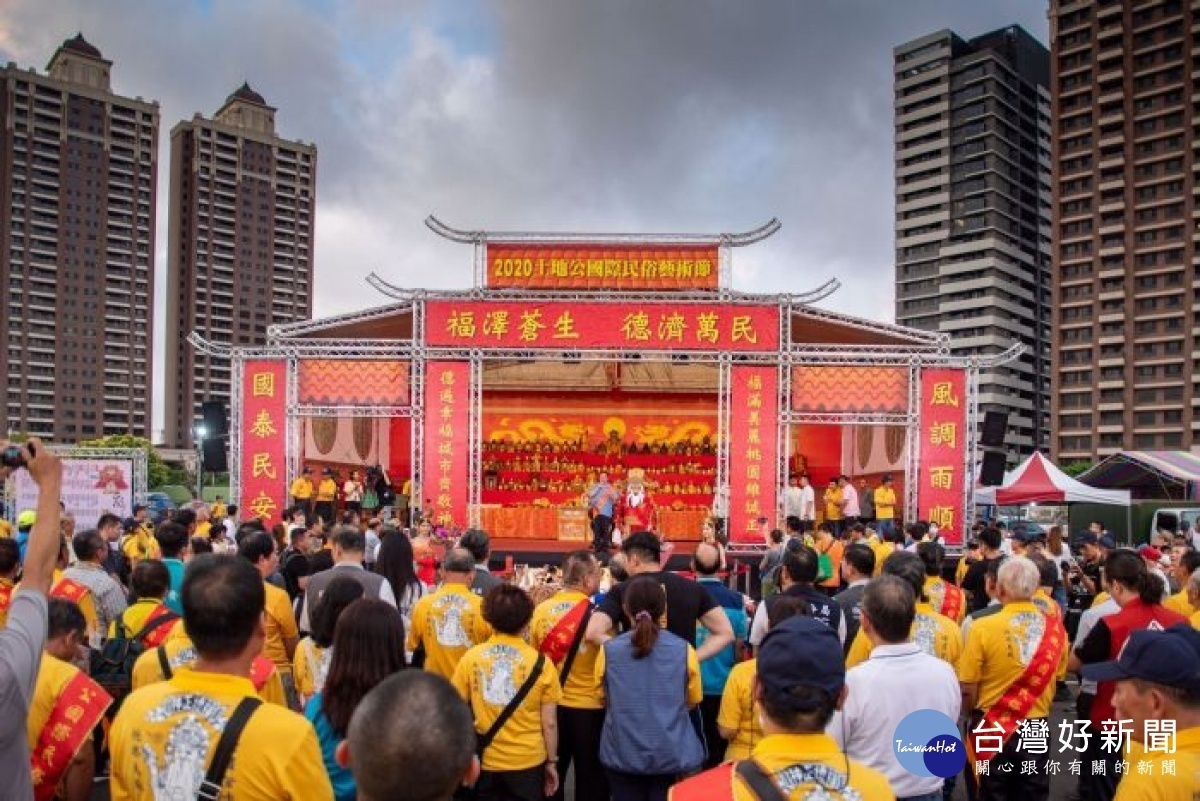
[729,366,779,543]
[918,369,967,546]
[240,360,288,527]
[423,361,471,527]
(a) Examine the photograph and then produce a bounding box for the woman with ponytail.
[596,574,704,801]
[1070,548,1188,798]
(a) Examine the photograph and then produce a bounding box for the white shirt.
[222,518,236,543]
[799,485,816,520]
[782,486,805,519]
[364,529,381,563]
[1073,597,1119,695]
[829,642,961,798]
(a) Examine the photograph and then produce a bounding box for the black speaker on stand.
[201,401,228,437]
[980,411,1009,448]
[201,438,228,474]
[980,451,1007,486]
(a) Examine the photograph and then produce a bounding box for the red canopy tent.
[974,452,1130,507]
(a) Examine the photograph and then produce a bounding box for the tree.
[1060,460,1093,478]
[77,435,171,489]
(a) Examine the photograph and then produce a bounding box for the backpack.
[90,611,179,708]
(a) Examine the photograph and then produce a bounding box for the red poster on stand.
[917,369,967,546]
[728,366,779,543]
[239,360,288,527]
[423,361,471,527]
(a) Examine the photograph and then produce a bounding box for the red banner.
[917,369,967,546]
[425,301,778,352]
[298,359,410,406]
[729,366,779,543]
[240,360,289,527]
[485,244,720,291]
[423,361,471,527]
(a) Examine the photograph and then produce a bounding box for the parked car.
[146,492,178,525]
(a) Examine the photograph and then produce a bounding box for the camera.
[1,444,28,469]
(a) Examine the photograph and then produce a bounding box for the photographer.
[0,439,64,799]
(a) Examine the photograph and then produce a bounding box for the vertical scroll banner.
[918,368,967,546]
[423,361,471,527]
[240,360,288,527]
[729,366,779,543]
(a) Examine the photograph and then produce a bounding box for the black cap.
[757,616,844,704]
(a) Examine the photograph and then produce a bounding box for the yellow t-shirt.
[595,638,703,708]
[1192,610,1200,629]
[195,521,212,540]
[823,487,843,522]
[955,556,974,587]
[957,601,1068,719]
[210,502,227,520]
[131,636,287,708]
[1163,589,1195,619]
[262,582,299,672]
[121,528,161,563]
[28,653,90,752]
[529,590,603,710]
[293,638,329,702]
[845,602,963,670]
[924,576,966,623]
[108,598,176,640]
[0,519,12,538]
[874,486,897,520]
[717,659,763,761]
[871,541,895,576]
[316,480,337,503]
[289,477,313,500]
[1113,726,1200,801]
[408,583,492,680]
[110,669,333,801]
[451,634,562,772]
[669,733,895,801]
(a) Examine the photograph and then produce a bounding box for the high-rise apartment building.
[1,34,158,442]
[164,85,316,447]
[1051,0,1195,461]
[894,26,1052,456]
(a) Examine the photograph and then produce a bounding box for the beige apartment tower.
[0,35,158,442]
[164,85,316,447]
[1051,0,1197,461]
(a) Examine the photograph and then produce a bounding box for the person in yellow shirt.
[529,551,604,801]
[239,531,301,709]
[291,467,316,522]
[453,584,562,800]
[917,541,966,623]
[822,479,842,530]
[210,495,228,521]
[718,594,810,761]
[111,553,334,800]
[30,599,111,801]
[1079,624,1200,801]
[315,468,339,524]
[408,548,492,679]
[873,474,898,540]
[294,576,364,706]
[48,537,99,640]
[956,540,981,587]
[0,539,20,629]
[671,614,894,801]
[120,513,161,566]
[958,556,1069,800]
[1163,551,1200,618]
[845,550,962,669]
[869,529,896,577]
[107,560,179,648]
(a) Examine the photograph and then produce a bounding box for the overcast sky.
[1,0,1049,431]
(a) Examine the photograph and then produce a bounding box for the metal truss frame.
[286,358,300,490]
[905,361,923,528]
[426,215,783,247]
[292,405,412,418]
[267,301,414,342]
[963,363,982,532]
[468,355,484,527]
[230,357,245,507]
[716,357,732,519]
[410,299,427,514]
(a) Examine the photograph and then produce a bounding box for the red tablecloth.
[475,506,707,541]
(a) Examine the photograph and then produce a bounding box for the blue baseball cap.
[757,615,844,703]
[1098,534,1116,550]
[1080,624,1200,690]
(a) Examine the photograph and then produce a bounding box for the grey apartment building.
[1051,0,1197,462]
[1,35,158,442]
[164,85,316,447]
[895,27,1052,457]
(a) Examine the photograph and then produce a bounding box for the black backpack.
[90,611,179,709]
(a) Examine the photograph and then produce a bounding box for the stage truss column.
[777,299,793,515]
[411,295,427,518]
[716,354,732,531]
[230,355,245,509]
[905,358,922,527]
[963,362,981,533]
[468,351,483,528]
[285,356,300,489]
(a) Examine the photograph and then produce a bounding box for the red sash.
[938,581,963,621]
[0,580,14,618]
[967,613,1065,773]
[250,656,274,692]
[137,605,178,648]
[50,577,91,605]
[671,762,736,801]
[539,600,589,666]
[30,671,112,801]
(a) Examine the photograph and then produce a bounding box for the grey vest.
[305,564,387,613]
[599,631,705,775]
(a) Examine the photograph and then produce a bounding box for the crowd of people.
[1,441,1199,800]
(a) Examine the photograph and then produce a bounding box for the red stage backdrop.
[485,244,720,291]
[917,369,967,545]
[240,360,288,527]
[729,366,779,543]
[298,359,410,406]
[426,300,779,352]
[482,392,718,448]
[423,361,470,527]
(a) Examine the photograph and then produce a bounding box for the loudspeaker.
[201,401,228,437]
[980,411,1009,447]
[201,438,228,473]
[980,451,1006,486]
